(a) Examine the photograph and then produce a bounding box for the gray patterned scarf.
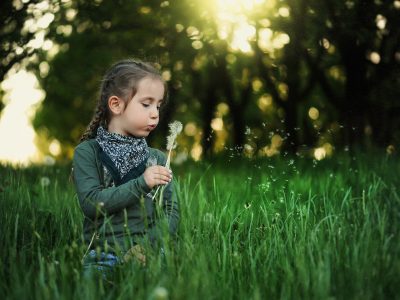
[95,126,149,178]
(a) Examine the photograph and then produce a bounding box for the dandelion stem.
[151,185,161,201]
[151,146,173,205]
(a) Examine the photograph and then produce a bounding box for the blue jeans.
[82,247,167,279]
[82,250,122,279]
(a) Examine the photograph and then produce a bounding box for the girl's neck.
[106,122,128,137]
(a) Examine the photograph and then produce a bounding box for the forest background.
[2,0,399,162]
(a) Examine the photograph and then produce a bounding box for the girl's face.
[117,77,164,138]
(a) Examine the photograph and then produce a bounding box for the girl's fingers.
[149,166,172,185]
[158,172,172,180]
[161,174,172,183]
[154,174,171,185]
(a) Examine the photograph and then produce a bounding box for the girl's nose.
[150,107,159,118]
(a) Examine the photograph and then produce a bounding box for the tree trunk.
[340,41,368,149]
[199,65,219,159]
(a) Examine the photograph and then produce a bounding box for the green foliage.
[0,0,39,81]
[31,0,199,148]
[0,0,41,111]
[5,0,397,155]
[1,153,399,299]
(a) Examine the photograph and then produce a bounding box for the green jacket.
[72,139,179,254]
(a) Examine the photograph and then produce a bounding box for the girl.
[72,59,179,274]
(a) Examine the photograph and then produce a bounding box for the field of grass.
[1,151,399,299]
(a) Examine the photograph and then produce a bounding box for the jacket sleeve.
[73,143,152,219]
[156,150,180,236]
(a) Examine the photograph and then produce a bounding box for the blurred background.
[1,0,399,166]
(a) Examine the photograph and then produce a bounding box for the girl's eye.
[142,104,150,108]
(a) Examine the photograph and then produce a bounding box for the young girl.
[72,59,179,274]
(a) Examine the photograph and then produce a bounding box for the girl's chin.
[128,130,150,138]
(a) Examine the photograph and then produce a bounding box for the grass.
[0,151,399,299]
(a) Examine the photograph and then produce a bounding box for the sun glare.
[211,0,291,55]
[0,70,44,166]
[215,0,267,53]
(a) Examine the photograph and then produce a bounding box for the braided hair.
[79,59,168,143]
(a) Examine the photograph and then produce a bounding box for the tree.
[32,0,200,153]
[0,0,41,113]
[306,0,400,147]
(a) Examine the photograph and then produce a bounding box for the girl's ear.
[108,96,125,115]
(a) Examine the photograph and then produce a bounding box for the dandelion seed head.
[169,120,183,135]
[167,135,177,150]
[43,155,55,166]
[203,212,214,223]
[152,286,168,300]
[166,120,183,150]
[387,144,395,155]
[40,177,50,187]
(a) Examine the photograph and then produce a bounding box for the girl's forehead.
[138,77,164,89]
[133,77,164,100]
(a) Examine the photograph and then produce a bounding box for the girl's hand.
[143,165,172,189]
[123,244,146,267]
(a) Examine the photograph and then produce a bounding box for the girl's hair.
[79,59,168,142]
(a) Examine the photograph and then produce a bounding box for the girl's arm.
[73,143,152,219]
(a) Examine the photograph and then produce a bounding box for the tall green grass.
[1,152,399,299]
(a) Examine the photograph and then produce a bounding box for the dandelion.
[40,177,50,187]
[258,182,271,193]
[43,155,55,166]
[203,212,214,223]
[152,120,183,206]
[165,120,183,169]
[386,144,395,155]
[152,286,169,300]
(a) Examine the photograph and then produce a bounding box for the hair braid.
[79,102,107,142]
